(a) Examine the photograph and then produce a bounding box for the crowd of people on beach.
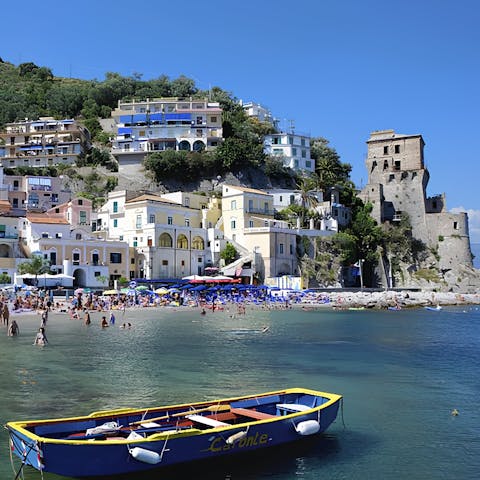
[2,284,479,347]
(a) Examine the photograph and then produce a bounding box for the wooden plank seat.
[186,414,229,428]
[276,403,312,415]
[229,407,276,420]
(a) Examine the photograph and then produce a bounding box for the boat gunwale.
[5,388,342,446]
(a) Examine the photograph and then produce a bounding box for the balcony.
[246,207,275,216]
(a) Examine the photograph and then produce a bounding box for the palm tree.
[296,176,320,227]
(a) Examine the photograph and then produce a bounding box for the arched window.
[177,234,188,249]
[178,140,190,151]
[193,140,205,152]
[192,236,204,250]
[91,249,100,266]
[159,232,173,247]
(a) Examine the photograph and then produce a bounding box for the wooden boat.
[6,387,342,478]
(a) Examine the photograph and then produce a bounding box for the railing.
[246,208,275,215]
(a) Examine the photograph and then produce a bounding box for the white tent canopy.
[14,273,75,288]
[15,273,75,280]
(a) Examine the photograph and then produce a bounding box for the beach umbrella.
[135,285,148,291]
[168,288,181,294]
[103,289,119,295]
[155,287,168,295]
[191,285,207,291]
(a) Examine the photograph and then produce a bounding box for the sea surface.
[1,305,479,479]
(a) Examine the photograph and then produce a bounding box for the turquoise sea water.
[1,305,479,479]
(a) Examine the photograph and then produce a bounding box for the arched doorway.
[73,268,87,287]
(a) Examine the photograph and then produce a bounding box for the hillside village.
[0,95,479,293]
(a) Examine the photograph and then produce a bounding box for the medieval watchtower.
[360,130,472,271]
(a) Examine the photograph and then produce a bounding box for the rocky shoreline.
[297,290,480,309]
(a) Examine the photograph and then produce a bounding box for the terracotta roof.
[126,194,179,205]
[26,214,70,225]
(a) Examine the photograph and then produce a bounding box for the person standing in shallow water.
[8,319,19,336]
[3,302,9,327]
[33,327,48,346]
[84,310,91,326]
[101,316,109,328]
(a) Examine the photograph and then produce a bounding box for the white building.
[241,101,274,124]
[264,132,314,173]
[110,97,223,164]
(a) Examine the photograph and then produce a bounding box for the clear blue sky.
[2,0,479,241]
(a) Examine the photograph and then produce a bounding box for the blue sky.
[2,0,479,242]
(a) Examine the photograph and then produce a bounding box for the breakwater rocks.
[297,290,480,310]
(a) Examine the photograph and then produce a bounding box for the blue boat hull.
[7,388,342,478]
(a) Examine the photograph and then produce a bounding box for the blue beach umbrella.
[192,285,207,292]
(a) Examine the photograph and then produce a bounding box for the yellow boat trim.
[6,388,342,446]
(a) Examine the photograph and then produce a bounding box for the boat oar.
[129,404,230,426]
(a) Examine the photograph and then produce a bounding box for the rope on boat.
[8,438,19,478]
[139,409,150,423]
[12,440,35,480]
[159,434,170,461]
[340,397,346,429]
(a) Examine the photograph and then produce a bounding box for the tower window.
[383,146,389,155]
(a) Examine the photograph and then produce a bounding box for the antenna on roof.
[289,119,295,134]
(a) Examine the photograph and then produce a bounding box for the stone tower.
[360,130,473,272]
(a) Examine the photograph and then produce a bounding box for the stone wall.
[361,130,477,291]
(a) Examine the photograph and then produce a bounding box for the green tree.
[381,215,427,285]
[220,242,237,265]
[310,137,351,191]
[0,273,11,284]
[17,255,51,286]
[344,202,384,286]
[215,137,264,171]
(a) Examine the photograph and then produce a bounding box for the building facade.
[0,117,90,169]
[264,132,314,173]
[20,213,130,288]
[94,191,223,280]
[110,97,223,164]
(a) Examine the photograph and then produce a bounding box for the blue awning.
[61,119,74,124]
[20,145,42,150]
[120,114,147,124]
[133,114,147,123]
[165,113,191,121]
[149,113,163,122]
[118,127,132,134]
[120,115,133,124]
